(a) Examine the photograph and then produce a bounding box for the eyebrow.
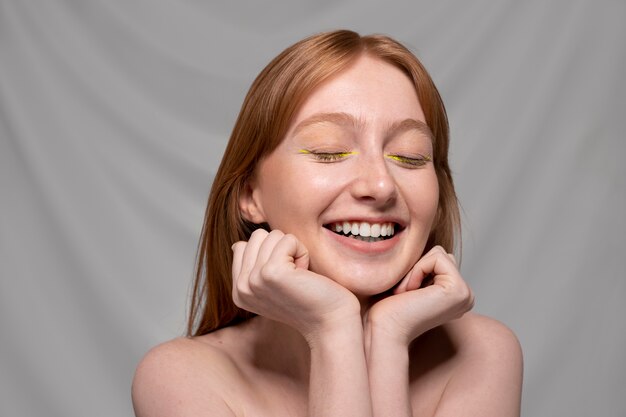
[385,118,434,142]
[292,112,434,142]
[292,112,360,136]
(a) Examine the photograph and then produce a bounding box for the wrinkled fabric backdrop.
[1,1,624,416]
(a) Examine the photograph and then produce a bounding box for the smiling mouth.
[323,221,401,242]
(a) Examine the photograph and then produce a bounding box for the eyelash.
[300,150,355,162]
[314,152,353,162]
[385,154,432,167]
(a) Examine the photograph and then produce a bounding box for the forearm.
[307,315,373,417]
[365,324,412,417]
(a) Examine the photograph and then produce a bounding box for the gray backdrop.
[1,1,624,416]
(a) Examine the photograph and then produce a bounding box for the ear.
[239,179,267,224]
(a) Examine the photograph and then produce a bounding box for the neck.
[242,293,381,379]
[243,316,311,381]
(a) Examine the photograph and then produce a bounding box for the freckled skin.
[247,55,439,297]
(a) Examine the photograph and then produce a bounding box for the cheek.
[406,172,439,223]
[427,177,440,220]
[259,163,342,229]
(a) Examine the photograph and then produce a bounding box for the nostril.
[351,177,397,202]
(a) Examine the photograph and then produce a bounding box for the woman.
[132,30,523,417]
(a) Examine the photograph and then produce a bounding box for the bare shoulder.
[436,313,523,417]
[131,335,243,417]
[448,312,523,359]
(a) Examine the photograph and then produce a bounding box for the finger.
[238,229,270,280]
[415,250,457,280]
[231,240,248,305]
[287,234,310,270]
[254,230,285,269]
[410,248,460,291]
[419,245,448,262]
[394,265,421,294]
[404,267,426,293]
[394,246,449,294]
[248,230,285,287]
[231,241,246,285]
[265,233,310,274]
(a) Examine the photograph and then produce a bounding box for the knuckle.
[458,286,474,310]
[231,241,246,251]
[247,273,260,291]
[456,284,471,300]
[268,229,285,239]
[235,279,251,297]
[250,228,269,239]
[259,263,280,284]
[441,278,471,304]
[282,233,298,245]
[248,269,267,292]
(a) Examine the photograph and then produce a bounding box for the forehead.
[287,54,426,135]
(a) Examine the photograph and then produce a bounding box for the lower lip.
[324,227,401,254]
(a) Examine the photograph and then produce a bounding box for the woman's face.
[241,54,439,297]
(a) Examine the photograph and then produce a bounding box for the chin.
[324,268,403,297]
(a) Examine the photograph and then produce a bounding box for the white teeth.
[330,221,396,238]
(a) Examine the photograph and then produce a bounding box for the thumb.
[282,234,310,270]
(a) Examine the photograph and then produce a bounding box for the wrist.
[365,311,414,348]
[305,311,363,351]
[369,324,413,356]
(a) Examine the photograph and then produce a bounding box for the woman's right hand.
[231,229,360,343]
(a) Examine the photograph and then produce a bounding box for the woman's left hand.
[364,245,475,346]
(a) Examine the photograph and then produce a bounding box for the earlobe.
[239,181,266,224]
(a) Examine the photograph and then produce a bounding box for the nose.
[350,154,397,206]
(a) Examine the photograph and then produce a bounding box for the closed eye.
[299,149,356,162]
[385,154,432,167]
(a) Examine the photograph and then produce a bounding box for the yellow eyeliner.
[385,154,432,162]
